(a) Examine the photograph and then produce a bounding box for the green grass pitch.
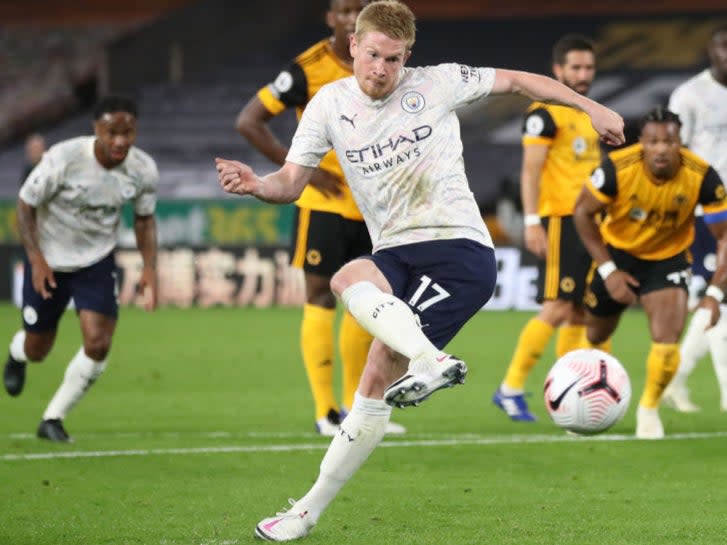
[2,303,727,544]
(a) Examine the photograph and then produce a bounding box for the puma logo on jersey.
[340,114,357,128]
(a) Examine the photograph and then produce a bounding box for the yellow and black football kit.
[500,104,604,393]
[522,103,601,303]
[584,143,727,316]
[255,38,372,422]
[258,38,371,273]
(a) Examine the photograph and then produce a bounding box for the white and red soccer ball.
[544,349,631,435]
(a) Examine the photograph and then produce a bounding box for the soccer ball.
[543,349,631,435]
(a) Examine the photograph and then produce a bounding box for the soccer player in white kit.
[215,2,624,540]
[662,25,727,412]
[3,96,159,442]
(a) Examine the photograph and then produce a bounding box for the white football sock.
[9,330,27,362]
[296,393,390,522]
[707,308,727,407]
[341,281,440,360]
[43,347,107,420]
[674,308,711,388]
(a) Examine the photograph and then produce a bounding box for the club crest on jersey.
[121,184,135,199]
[572,136,587,155]
[401,91,425,114]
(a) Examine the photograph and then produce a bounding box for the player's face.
[25,136,45,164]
[640,122,682,180]
[553,50,595,95]
[94,112,137,168]
[350,30,410,99]
[328,0,367,46]
[708,30,727,81]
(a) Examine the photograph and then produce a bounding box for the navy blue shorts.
[22,252,119,332]
[367,239,497,349]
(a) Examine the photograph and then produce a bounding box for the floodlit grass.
[2,303,727,545]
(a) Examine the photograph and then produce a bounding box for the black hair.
[552,33,595,65]
[638,106,682,132]
[93,95,138,120]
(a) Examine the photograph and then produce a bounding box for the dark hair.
[638,106,682,132]
[93,95,138,120]
[552,33,595,65]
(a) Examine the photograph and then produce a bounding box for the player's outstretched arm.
[215,158,314,204]
[492,69,625,146]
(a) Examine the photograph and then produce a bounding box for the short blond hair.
[355,0,416,49]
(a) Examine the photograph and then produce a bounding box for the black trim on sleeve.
[698,166,727,206]
[522,107,557,139]
[270,62,309,108]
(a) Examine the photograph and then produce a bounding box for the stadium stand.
[1,1,725,205]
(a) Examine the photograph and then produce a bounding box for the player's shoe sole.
[384,358,468,408]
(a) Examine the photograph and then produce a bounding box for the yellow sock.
[339,311,373,410]
[555,325,586,358]
[503,318,555,390]
[640,342,680,409]
[301,304,337,420]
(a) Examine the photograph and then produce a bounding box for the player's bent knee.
[84,337,112,361]
[329,271,350,298]
[25,346,51,363]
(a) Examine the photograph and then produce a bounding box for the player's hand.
[308,168,344,198]
[588,104,625,147]
[524,224,547,259]
[138,265,158,312]
[29,255,56,299]
[697,294,721,329]
[215,157,258,196]
[604,270,639,305]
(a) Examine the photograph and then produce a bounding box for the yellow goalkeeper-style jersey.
[257,38,362,220]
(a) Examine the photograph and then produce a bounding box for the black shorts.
[22,252,119,332]
[536,215,592,304]
[290,207,372,277]
[585,246,690,317]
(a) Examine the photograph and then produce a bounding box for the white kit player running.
[3,95,159,442]
[663,24,727,412]
[215,1,624,541]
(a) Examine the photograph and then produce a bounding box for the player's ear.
[325,9,336,30]
[403,50,412,66]
[349,33,357,56]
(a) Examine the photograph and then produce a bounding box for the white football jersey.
[287,63,495,252]
[19,136,158,271]
[669,69,727,180]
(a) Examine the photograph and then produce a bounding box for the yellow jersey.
[257,38,362,220]
[522,102,601,217]
[584,143,727,260]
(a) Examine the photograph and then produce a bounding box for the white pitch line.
[3,431,727,461]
